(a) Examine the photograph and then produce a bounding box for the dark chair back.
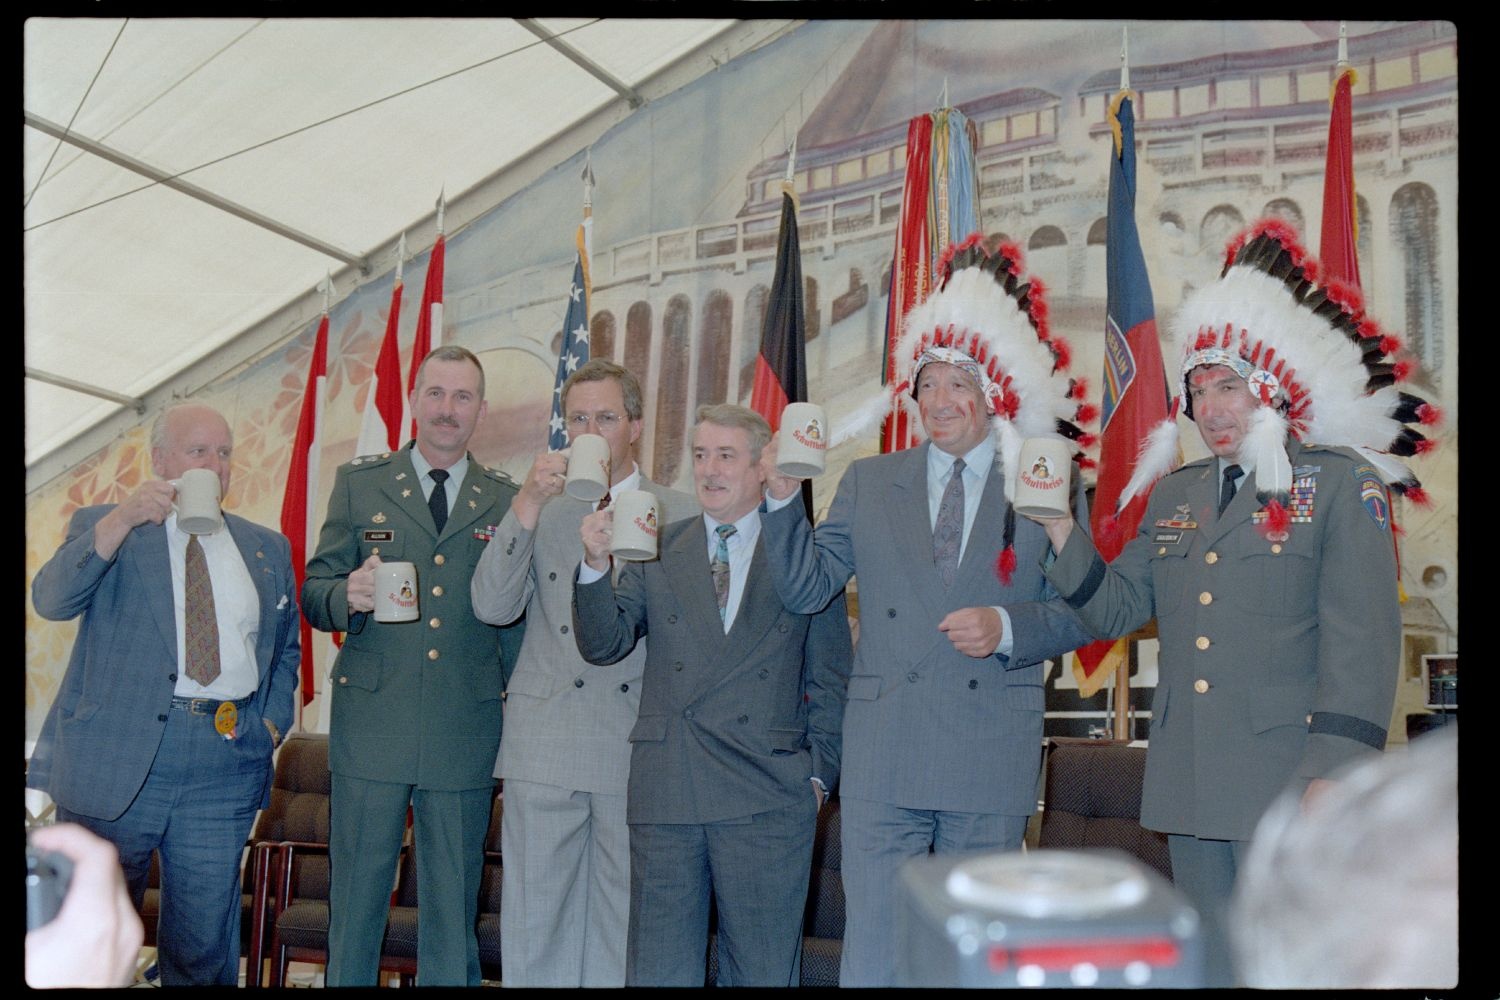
[1037,738,1171,881]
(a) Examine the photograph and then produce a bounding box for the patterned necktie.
[428,468,450,534]
[1218,464,1244,517]
[184,534,222,686]
[711,524,736,623]
[934,457,965,588]
[597,491,612,512]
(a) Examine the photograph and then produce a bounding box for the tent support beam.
[516,19,645,109]
[25,367,146,414]
[24,111,369,272]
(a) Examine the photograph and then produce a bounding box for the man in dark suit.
[30,401,300,985]
[759,241,1094,986]
[573,403,851,987]
[302,345,521,986]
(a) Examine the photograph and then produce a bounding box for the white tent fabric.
[24,17,790,482]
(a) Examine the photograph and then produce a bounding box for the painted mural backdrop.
[27,20,1458,739]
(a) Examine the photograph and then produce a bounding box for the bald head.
[150,402,234,498]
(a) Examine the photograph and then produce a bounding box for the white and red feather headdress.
[837,233,1098,582]
[1116,218,1440,535]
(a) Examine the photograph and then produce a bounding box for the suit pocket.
[768,727,806,755]
[1250,684,1312,734]
[335,652,383,692]
[629,714,669,743]
[847,674,882,701]
[505,669,556,699]
[1149,544,1192,615]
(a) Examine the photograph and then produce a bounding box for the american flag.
[547,221,591,451]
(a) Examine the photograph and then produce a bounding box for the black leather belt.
[169,694,254,715]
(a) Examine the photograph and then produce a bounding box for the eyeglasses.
[567,412,622,429]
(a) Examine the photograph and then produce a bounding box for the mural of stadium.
[27,20,1457,740]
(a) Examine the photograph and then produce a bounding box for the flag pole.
[1112,27,1134,741]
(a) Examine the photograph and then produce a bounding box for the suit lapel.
[226,515,279,680]
[953,456,1008,594]
[383,447,439,539]
[723,535,779,655]
[661,517,723,643]
[131,522,178,658]
[887,444,942,590]
[441,460,497,543]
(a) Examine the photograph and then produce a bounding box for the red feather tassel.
[1414,438,1438,455]
[1076,455,1097,471]
[1379,334,1404,356]
[1321,277,1364,316]
[1417,403,1443,426]
[1075,402,1100,424]
[1404,486,1431,507]
[995,545,1017,587]
[1078,433,1098,449]
[997,241,1025,274]
[1051,337,1071,370]
[1069,377,1089,399]
[1256,499,1292,540]
[1393,359,1415,382]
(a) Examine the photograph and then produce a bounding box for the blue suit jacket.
[29,505,301,821]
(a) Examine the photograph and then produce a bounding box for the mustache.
[431,416,461,427]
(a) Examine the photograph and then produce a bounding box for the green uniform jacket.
[1046,440,1400,841]
[302,444,523,791]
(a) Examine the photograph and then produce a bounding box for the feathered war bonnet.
[1114,217,1440,538]
[836,233,1098,583]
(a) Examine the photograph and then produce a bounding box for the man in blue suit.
[29,401,300,986]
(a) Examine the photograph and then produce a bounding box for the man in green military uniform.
[1029,221,1437,985]
[303,345,521,986]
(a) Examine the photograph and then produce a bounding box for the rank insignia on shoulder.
[1353,464,1390,532]
[395,472,408,481]
[474,524,497,542]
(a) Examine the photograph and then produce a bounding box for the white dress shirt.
[167,513,261,700]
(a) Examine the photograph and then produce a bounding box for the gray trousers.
[839,797,1027,987]
[626,795,818,987]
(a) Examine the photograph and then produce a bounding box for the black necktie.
[1218,464,1243,517]
[429,468,450,534]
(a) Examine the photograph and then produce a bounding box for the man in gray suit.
[30,401,300,985]
[760,241,1094,986]
[470,360,696,987]
[573,403,851,987]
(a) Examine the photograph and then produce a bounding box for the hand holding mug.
[346,554,381,614]
[580,508,614,571]
[515,450,570,529]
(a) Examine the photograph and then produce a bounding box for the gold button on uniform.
[1205,552,1219,565]
[1157,547,1167,556]
[427,649,439,661]
[372,547,380,555]
[429,618,441,629]
[1195,636,1210,650]
[434,554,446,566]
[1306,714,1313,725]
[1194,679,1209,694]
[1199,592,1213,605]
[432,585,444,597]
[338,676,348,685]
[1271,543,1283,554]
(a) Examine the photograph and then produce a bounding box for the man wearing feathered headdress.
[759,235,1097,987]
[1031,219,1439,986]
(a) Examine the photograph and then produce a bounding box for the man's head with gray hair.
[563,360,644,422]
[1231,729,1458,989]
[695,403,772,463]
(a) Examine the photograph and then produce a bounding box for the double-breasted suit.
[573,514,851,985]
[469,476,696,985]
[301,444,523,985]
[759,441,1092,984]
[30,506,299,983]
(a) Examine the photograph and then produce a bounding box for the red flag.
[279,314,328,708]
[1072,92,1170,697]
[880,114,933,454]
[405,233,445,439]
[355,274,404,455]
[1318,67,1361,288]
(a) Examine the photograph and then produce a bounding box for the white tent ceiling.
[24,16,798,489]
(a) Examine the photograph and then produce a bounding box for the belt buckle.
[191,697,215,715]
